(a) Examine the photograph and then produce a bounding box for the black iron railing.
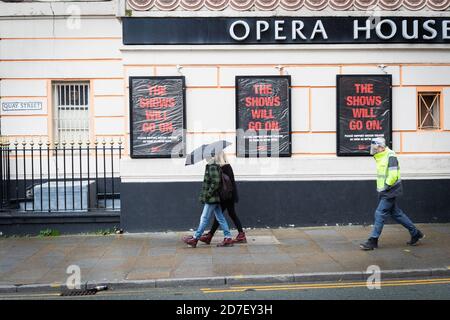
[0,138,122,213]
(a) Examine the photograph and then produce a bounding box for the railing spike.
[2,134,121,214]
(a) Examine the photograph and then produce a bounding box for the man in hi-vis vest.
[360,137,424,250]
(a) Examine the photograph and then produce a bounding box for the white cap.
[371,137,386,147]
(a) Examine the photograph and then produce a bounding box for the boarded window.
[418,91,441,130]
[53,82,90,142]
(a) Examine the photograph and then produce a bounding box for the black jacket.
[220,164,239,204]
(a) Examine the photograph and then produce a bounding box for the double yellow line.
[201,277,450,294]
[2,277,449,299]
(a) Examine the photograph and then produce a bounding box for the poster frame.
[336,74,393,157]
[129,76,186,159]
[235,75,292,158]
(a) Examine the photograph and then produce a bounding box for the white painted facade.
[1,0,450,183]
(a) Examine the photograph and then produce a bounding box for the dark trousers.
[210,202,244,235]
[370,197,418,239]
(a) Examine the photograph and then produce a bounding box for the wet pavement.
[0,224,449,286]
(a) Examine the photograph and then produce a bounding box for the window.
[418,91,441,130]
[53,82,90,142]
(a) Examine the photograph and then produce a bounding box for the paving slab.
[212,254,254,265]
[126,267,172,280]
[147,247,177,256]
[172,265,215,278]
[134,255,176,269]
[213,263,258,276]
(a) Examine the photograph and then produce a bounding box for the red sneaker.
[217,238,234,247]
[182,235,198,248]
[199,233,213,245]
[233,232,247,244]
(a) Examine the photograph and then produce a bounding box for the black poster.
[236,76,291,157]
[337,75,392,156]
[129,76,186,158]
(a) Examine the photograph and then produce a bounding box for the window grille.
[53,82,90,142]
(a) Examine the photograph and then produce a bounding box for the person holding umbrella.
[198,151,246,244]
[182,142,234,248]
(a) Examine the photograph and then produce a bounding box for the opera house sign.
[123,17,450,45]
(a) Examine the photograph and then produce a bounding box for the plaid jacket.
[199,163,221,204]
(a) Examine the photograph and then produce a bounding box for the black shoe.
[360,238,378,250]
[407,230,425,246]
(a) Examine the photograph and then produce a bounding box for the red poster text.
[148,85,167,96]
[139,97,176,108]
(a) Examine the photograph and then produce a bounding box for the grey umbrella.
[185,140,232,166]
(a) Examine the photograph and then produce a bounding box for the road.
[0,277,449,300]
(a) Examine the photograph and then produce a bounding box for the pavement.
[1,223,450,294]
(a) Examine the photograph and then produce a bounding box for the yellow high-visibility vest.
[374,147,401,193]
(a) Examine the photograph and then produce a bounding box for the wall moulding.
[126,0,450,12]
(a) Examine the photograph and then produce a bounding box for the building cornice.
[0,0,117,17]
[126,0,450,12]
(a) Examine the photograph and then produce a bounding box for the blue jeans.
[194,203,232,239]
[370,197,418,239]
